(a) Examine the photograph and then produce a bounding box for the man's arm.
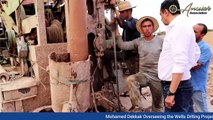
[116,36,137,50]
[114,20,138,50]
[165,73,183,109]
[115,9,124,27]
[114,9,136,30]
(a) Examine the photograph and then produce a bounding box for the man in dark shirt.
[115,1,140,74]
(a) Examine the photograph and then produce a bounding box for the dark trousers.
[161,80,193,112]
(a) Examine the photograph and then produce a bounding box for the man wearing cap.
[115,1,140,74]
[116,16,164,112]
[158,0,200,112]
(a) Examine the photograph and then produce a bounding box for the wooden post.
[34,0,47,45]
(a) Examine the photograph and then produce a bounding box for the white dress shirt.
[158,15,200,81]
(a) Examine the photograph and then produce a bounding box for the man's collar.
[168,15,181,27]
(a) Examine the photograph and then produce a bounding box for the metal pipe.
[67,0,88,62]
[0,65,9,82]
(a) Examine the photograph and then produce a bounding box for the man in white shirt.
[158,0,200,112]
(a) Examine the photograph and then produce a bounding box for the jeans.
[161,80,193,112]
[189,91,208,112]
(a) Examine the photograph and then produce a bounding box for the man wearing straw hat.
[115,1,140,74]
[116,16,164,112]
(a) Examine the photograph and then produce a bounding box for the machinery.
[0,0,150,112]
[0,0,122,112]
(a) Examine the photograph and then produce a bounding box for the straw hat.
[136,16,159,34]
[118,1,136,12]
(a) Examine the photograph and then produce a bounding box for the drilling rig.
[0,0,151,112]
[0,0,130,112]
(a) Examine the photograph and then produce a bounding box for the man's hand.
[114,8,120,18]
[165,95,175,109]
[191,61,202,71]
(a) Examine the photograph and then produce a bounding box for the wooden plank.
[3,86,37,101]
[22,0,35,5]
[22,15,38,34]
[3,95,37,103]
[15,100,23,112]
[34,0,47,45]
[0,77,38,91]
[2,101,15,112]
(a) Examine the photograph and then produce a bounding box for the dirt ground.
[207,80,213,112]
[118,57,213,112]
[207,64,213,112]
[204,31,213,52]
[204,31,213,112]
[119,75,213,112]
